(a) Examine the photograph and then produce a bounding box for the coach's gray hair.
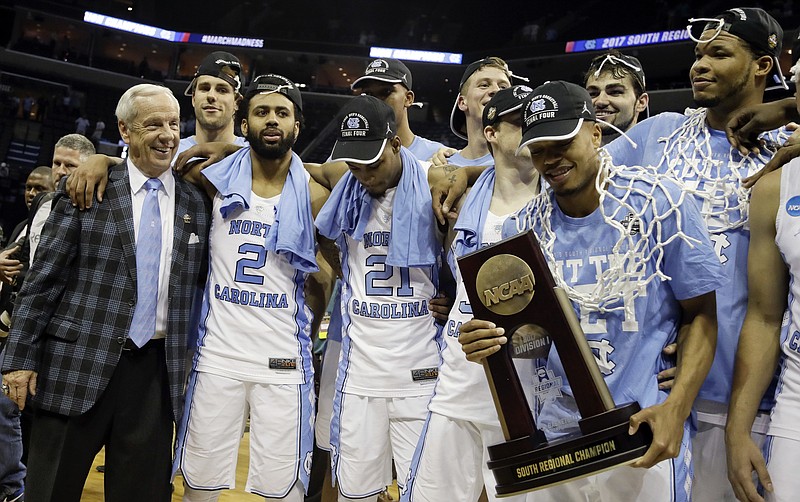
[115,84,179,125]
[54,133,96,161]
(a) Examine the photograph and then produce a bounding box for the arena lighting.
[565,28,690,53]
[370,46,463,64]
[82,11,264,48]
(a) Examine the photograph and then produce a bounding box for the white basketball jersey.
[337,187,442,397]
[195,190,314,385]
[770,158,800,441]
[429,211,519,425]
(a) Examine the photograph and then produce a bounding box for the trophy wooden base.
[487,402,653,497]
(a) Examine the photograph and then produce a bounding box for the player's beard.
[693,69,750,109]
[247,127,295,160]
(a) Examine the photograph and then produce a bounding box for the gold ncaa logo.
[475,254,535,316]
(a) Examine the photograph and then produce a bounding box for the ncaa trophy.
[457,230,653,496]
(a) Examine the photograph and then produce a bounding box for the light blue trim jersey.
[448,151,493,167]
[194,188,315,385]
[771,157,800,441]
[605,112,788,410]
[334,188,443,397]
[407,135,447,163]
[504,171,723,437]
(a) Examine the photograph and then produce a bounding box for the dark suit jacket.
[1,162,210,421]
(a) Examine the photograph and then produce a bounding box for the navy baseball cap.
[450,57,514,140]
[184,51,243,96]
[244,74,303,112]
[517,81,596,154]
[482,85,534,128]
[352,58,413,91]
[331,95,397,164]
[689,8,787,90]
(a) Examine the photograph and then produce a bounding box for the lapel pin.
[183,214,192,224]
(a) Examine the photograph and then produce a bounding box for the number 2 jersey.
[194,186,314,385]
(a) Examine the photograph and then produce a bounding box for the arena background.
[0,0,797,238]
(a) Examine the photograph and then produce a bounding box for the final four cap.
[245,74,303,112]
[694,8,787,89]
[184,51,243,96]
[351,58,413,90]
[330,95,397,164]
[482,85,534,128]
[517,81,596,155]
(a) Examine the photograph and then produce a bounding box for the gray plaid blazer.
[1,162,210,421]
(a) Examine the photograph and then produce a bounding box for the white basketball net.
[655,107,785,233]
[515,150,701,315]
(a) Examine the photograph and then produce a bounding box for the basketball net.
[514,150,700,316]
[656,107,789,232]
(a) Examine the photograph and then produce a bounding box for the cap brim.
[330,138,388,164]
[351,75,405,90]
[516,119,584,155]
[449,97,467,141]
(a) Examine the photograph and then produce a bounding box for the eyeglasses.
[590,54,646,88]
[687,18,726,44]
[254,83,295,93]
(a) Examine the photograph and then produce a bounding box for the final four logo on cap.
[351,58,413,90]
[483,85,534,128]
[517,81,596,154]
[330,95,397,164]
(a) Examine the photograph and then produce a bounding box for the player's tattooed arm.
[430,165,489,225]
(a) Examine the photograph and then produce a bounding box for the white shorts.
[316,338,341,451]
[331,393,430,498]
[177,371,315,498]
[764,435,800,502]
[401,412,527,502]
[692,413,768,502]
[526,422,693,502]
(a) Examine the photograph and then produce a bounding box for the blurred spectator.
[74,114,90,136]
[91,119,105,145]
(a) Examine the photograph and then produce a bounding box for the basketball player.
[66,50,247,209]
[352,58,447,162]
[584,49,649,145]
[460,80,723,501]
[176,74,329,502]
[725,40,800,502]
[603,9,790,500]
[401,86,539,502]
[314,95,446,502]
[433,57,513,167]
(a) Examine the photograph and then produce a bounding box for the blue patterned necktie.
[129,178,163,348]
